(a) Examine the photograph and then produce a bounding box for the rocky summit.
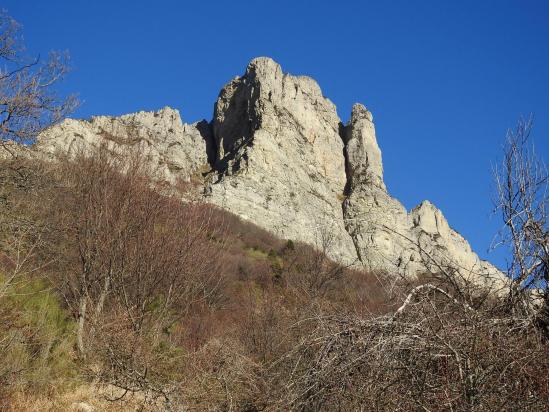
[32,57,505,287]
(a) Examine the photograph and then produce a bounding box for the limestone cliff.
[26,57,506,288]
[36,107,212,184]
[341,103,504,287]
[207,57,357,263]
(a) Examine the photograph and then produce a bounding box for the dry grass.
[5,384,172,411]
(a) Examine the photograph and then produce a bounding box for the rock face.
[36,107,212,184]
[342,104,411,271]
[342,103,504,288]
[207,57,357,263]
[343,104,385,192]
[27,57,506,288]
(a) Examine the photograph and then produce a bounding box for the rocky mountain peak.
[343,103,386,192]
[213,56,342,182]
[35,106,212,184]
[26,57,507,289]
[245,56,284,81]
[210,57,356,263]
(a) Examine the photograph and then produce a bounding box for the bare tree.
[50,147,224,353]
[32,145,230,406]
[492,116,548,335]
[0,10,76,155]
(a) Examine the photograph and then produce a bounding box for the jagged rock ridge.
[37,107,213,184]
[30,57,505,287]
[208,58,356,263]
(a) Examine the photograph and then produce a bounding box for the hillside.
[3,0,549,404]
[0,152,392,410]
[0,151,547,411]
[1,55,548,411]
[27,57,505,291]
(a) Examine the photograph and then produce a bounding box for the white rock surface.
[342,104,506,290]
[343,103,385,191]
[36,107,212,184]
[409,201,505,287]
[71,402,95,412]
[207,57,358,264]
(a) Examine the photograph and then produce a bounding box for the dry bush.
[0,147,229,404]
[179,338,266,411]
[87,310,184,405]
[0,159,78,404]
[6,147,545,411]
[266,282,549,411]
[46,147,227,393]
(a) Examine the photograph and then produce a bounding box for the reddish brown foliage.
[1,149,547,410]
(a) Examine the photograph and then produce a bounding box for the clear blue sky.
[7,0,549,269]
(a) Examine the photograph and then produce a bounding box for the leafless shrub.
[179,337,266,411]
[28,146,227,400]
[270,287,549,411]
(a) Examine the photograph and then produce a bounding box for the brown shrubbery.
[269,290,549,411]
[0,147,548,411]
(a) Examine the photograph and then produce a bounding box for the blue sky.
[7,0,549,269]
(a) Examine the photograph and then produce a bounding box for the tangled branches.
[272,284,549,411]
[0,10,77,154]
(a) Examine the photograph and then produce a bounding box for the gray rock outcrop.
[36,107,212,184]
[342,103,505,289]
[207,57,357,263]
[20,57,506,289]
